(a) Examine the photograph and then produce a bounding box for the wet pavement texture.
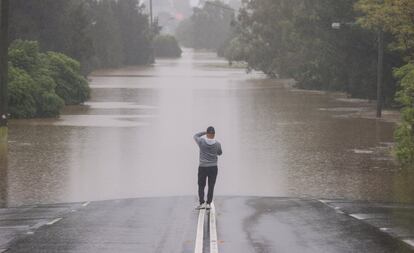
[0,202,85,251]
[4,50,413,207]
[0,197,412,253]
[322,199,414,249]
[6,197,198,253]
[215,197,413,253]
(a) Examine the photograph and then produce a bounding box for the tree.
[8,40,89,118]
[226,0,401,100]
[10,0,155,72]
[154,35,182,58]
[175,1,235,51]
[356,0,414,167]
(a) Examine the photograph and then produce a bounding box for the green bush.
[7,40,88,118]
[394,63,414,167]
[47,52,90,105]
[8,66,37,118]
[154,35,182,58]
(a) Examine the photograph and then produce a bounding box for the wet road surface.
[3,197,413,253]
[216,197,413,253]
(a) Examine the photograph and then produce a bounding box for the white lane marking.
[46,218,62,226]
[403,239,414,248]
[82,202,90,207]
[210,203,219,253]
[194,208,206,253]
[349,213,386,220]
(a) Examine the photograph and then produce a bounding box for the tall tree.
[175,1,234,51]
[356,0,414,167]
[227,0,401,100]
[0,0,9,134]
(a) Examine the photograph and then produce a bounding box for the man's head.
[206,126,215,139]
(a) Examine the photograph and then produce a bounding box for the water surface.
[5,50,413,207]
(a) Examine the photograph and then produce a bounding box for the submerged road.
[2,197,413,253]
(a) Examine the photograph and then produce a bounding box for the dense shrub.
[7,40,89,118]
[154,35,182,58]
[394,64,414,167]
[47,52,90,105]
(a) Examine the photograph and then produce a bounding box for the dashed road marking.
[210,202,219,253]
[82,202,90,207]
[349,213,386,220]
[194,208,206,253]
[46,218,62,226]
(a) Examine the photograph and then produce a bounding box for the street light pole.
[149,0,153,27]
[148,0,155,64]
[376,30,384,118]
[0,0,9,142]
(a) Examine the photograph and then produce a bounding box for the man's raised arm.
[193,131,206,145]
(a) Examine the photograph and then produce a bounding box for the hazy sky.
[190,0,198,6]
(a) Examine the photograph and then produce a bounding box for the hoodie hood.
[204,137,216,145]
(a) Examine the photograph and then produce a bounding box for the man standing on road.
[194,126,222,210]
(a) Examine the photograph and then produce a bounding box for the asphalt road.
[3,197,413,253]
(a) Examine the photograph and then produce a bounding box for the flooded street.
[5,50,413,207]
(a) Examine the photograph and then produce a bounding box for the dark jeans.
[198,166,218,204]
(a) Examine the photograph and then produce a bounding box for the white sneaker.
[195,203,205,210]
[205,204,211,210]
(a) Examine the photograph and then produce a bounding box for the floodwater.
[3,50,414,207]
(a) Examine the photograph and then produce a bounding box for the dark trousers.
[198,166,218,204]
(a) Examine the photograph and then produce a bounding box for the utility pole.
[0,0,9,142]
[149,0,153,27]
[376,30,384,118]
[148,0,155,64]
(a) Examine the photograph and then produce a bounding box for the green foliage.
[8,40,40,72]
[175,19,194,48]
[219,37,246,63]
[226,0,401,100]
[356,0,414,59]
[7,40,89,118]
[394,64,414,167]
[175,1,235,51]
[9,0,154,72]
[356,0,414,167]
[8,66,37,118]
[154,35,182,58]
[46,52,90,105]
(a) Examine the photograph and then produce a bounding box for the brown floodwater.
[3,50,414,207]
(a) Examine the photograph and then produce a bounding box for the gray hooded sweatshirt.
[194,132,223,167]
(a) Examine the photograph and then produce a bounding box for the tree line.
[6,0,161,118]
[355,0,414,168]
[175,0,235,53]
[9,0,155,74]
[223,0,404,102]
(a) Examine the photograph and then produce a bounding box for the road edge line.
[194,208,206,253]
[210,202,219,253]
